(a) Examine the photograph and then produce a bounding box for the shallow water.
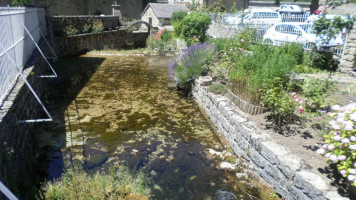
[35,52,260,199]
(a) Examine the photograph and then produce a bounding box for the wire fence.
[0,7,46,105]
[211,12,349,58]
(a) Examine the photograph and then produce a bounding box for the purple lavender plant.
[167,42,216,86]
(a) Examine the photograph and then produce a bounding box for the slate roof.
[142,3,189,19]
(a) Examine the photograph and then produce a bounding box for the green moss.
[208,83,228,95]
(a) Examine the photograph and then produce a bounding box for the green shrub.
[261,78,298,128]
[83,23,92,33]
[209,37,230,52]
[146,30,177,51]
[160,30,172,42]
[64,25,79,36]
[92,19,104,33]
[181,12,211,45]
[208,83,228,94]
[12,0,30,6]
[39,165,150,200]
[171,11,188,22]
[299,77,334,112]
[171,11,188,37]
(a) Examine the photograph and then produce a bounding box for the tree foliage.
[181,12,211,45]
[12,0,31,6]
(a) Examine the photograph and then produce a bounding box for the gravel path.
[322,2,356,15]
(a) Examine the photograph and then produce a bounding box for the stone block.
[290,186,312,200]
[325,191,349,200]
[250,148,266,168]
[277,154,302,179]
[260,141,289,165]
[294,170,328,198]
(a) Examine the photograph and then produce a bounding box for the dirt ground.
[323,2,356,15]
[235,74,356,197]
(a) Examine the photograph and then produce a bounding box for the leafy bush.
[39,165,150,199]
[261,78,298,127]
[168,42,216,87]
[92,19,104,33]
[160,30,172,42]
[83,23,92,33]
[313,15,354,45]
[317,103,356,186]
[181,12,211,45]
[299,78,334,112]
[208,83,228,94]
[171,11,188,37]
[171,11,188,22]
[64,25,79,36]
[146,30,176,51]
[12,0,30,6]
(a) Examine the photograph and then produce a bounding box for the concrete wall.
[141,6,159,27]
[33,0,143,19]
[0,49,47,197]
[192,78,347,200]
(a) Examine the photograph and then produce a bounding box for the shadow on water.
[33,53,260,199]
[34,56,105,179]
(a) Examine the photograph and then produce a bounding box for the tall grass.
[228,43,305,104]
[39,165,150,200]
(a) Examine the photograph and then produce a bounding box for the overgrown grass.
[39,165,150,200]
[228,43,306,104]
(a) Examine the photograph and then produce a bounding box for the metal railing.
[0,7,46,105]
[214,12,349,59]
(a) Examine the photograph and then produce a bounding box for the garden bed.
[193,76,356,199]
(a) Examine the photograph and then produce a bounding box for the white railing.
[216,12,349,58]
[0,7,46,105]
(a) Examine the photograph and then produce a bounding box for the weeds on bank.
[39,165,150,200]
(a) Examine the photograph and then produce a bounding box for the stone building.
[168,0,247,12]
[0,0,11,6]
[31,0,144,19]
[141,3,188,27]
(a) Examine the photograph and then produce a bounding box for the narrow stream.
[34,52,260,199]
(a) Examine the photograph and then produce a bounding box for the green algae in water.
[36,53,263,200]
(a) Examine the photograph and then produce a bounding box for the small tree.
[12,0,31,6]
[181,12,211,46]
[313,14,354,45]
[171,11,188,37]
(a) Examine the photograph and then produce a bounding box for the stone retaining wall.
[51,30,148,58]
[192,78,347,200]
[341,26,356,74]
[48,15,120,37]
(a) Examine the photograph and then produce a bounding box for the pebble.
[220,161,236,170]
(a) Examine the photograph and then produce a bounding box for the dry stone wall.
[48,16,120,37]
[341,26,356,74]
[192,78,348,200]
[51,30,148,58]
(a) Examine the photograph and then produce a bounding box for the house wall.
[168,0,246,11]
[141,6,160,27]
[32,0,143,19]
[0,0,11,6]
